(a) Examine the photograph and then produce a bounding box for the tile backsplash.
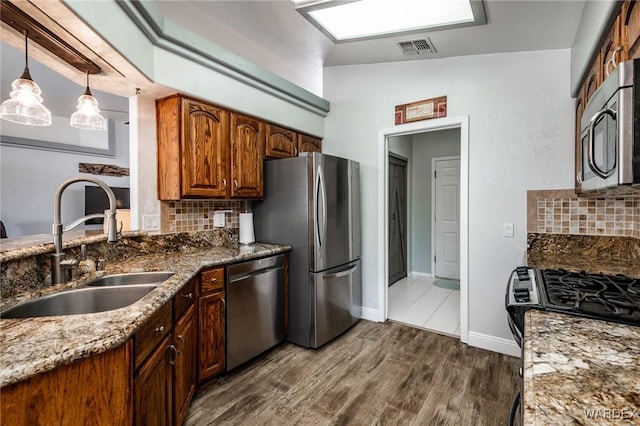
[527,190,640,239]
[160,200,244,233]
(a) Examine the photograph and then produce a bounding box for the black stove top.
[538,269,640,326]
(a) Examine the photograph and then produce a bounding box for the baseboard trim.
[410,271,433,277]
[467,331,521,357]
[360,307,380,322]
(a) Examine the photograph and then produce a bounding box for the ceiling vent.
[397,38,437,56]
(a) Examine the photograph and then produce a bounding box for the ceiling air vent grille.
[398,38,437,56]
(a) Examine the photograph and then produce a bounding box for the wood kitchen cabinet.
[298,133,322,153]
[601,15,626,79]
[135,335,173,426]
[625,0,640,59]
[172,278,197,426]
[266,124,297,158]
[157,95,265,200]
[157,95,230,200]
[173,304,197,426]
[198,267,226,382]
[230,114,264,198]
[134,278,197,425]
[0,344,132,425]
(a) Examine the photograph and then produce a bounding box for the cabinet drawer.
[134,301,172,369]
[174,278,196,322]
[201,268,224,294]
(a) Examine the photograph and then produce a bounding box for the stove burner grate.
[541,269,640,323]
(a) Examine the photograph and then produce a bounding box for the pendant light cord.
[20,29,33,81]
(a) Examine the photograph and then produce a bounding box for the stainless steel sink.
[85,271,175,287]
[1,285,157,319]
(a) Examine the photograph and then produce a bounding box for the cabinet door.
[601,15,625,79]
[173,304,197,426]
[584,57,602,103]
[298,134,322,153]
[230,114,264,198]
[198,290,226,382]
[626,0,640,59]
[266,124,297,158]
[135,336,172,426]
[182,99,230,198]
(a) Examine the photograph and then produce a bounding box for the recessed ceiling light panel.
[294,0,486,43]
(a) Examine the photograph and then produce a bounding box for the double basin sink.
[1,271,175,319]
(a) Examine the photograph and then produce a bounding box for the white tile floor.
[387,275,460,336]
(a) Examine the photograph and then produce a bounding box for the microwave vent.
[398,38,437,56]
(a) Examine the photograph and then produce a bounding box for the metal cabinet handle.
[177,335,185,354]
[233,179,238,190]
[155,326,164,334]
[221,298,226,312]
[169,344,178,365]
[223,178,227,189]
[605,46,623,77]
[211,277,218,283]
[183,292,193,299]
[294,147,298,156]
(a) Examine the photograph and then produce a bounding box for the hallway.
[388,275,460,336]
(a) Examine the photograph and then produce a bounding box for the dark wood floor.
[185,320,520,426]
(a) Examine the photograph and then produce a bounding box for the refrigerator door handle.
[316,166,327,256]
[322,263,357,280]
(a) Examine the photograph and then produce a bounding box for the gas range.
[505,267,640,347]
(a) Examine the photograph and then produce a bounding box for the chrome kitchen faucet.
[51,176,119,285]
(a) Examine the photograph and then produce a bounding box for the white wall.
[322,49,574,344]
[0,123,130,237]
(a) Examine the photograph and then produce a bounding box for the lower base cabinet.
[198,289,226,382]
[135,335,173,426]
[173,304,197,425]
[0,343,132,425]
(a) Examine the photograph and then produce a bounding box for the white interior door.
[434,158,460,279]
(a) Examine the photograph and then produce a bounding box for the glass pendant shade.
[0,32,52,126]
[70,74,107,131]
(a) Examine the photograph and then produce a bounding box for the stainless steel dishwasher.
[226,254,286,370]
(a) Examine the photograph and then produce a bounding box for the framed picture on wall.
[395,96,447,125]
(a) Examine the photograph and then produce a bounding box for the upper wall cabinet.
[265,125,297,159]
[157,94,321,199]
[601,15,626,79]
[157,96,230,200]
[157,95,266,200]
[298,133,322,154]
[625,0,640,59]
[265,126,324,159]
[230,114,264,198]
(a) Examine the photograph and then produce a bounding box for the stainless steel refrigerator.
[253,152,362,348]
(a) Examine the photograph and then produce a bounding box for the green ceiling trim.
[117,0,330,117]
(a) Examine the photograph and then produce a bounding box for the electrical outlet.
[503,223,514,238]
[142,214,160,231]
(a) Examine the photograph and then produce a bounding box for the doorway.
[388,154,408,286]
[377,116,469,344]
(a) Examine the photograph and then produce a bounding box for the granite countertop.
[0,243,290,387]
[0,230,147,261]
[523,310,640,425]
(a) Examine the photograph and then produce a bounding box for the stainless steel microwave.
[578,58,640,196]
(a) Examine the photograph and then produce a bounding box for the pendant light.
[70,72,107,131]
[0,30,52,126]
